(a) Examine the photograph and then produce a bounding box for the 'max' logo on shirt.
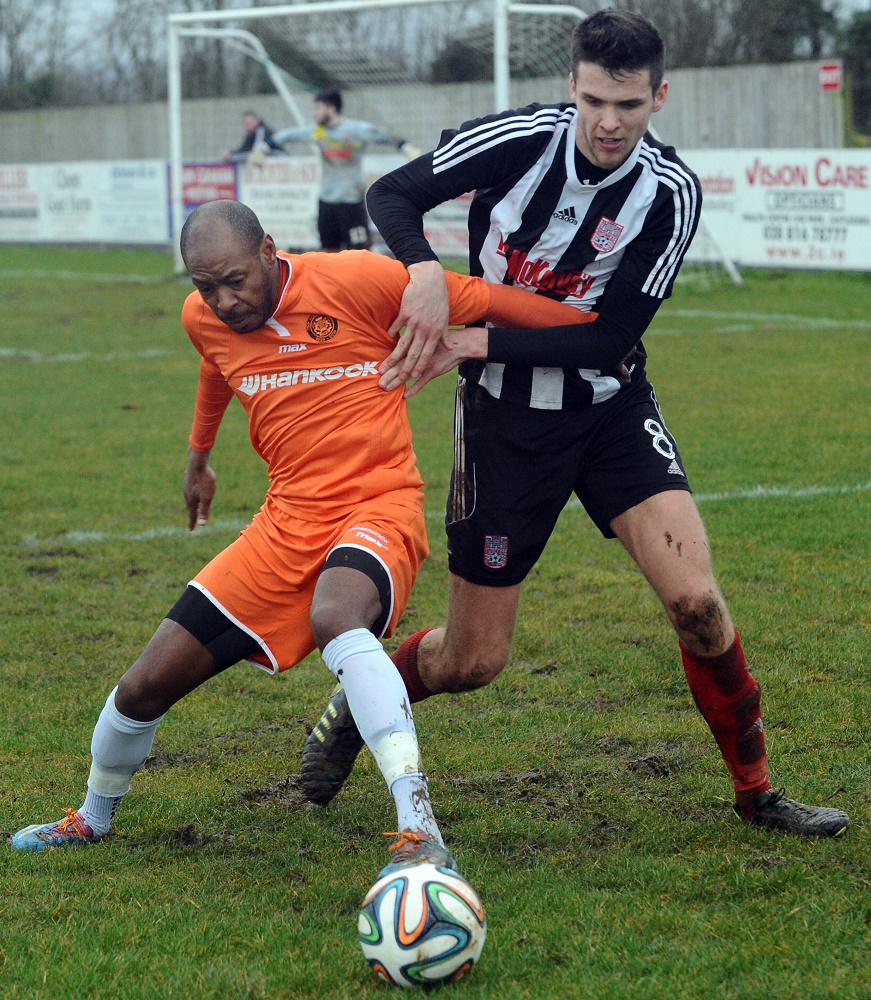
[496,238,595,298]
[237,362,379,395]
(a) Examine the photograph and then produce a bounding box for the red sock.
[680,632,770,808]
[391,629,436,704]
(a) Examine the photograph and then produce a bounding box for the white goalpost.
[166,0,740,283]
[167,0,503,271]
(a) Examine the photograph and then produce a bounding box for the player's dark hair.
[316,89,342,113]
[571,9,665,93]
[180,200,264,264]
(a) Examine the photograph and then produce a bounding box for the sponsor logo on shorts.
[350,525,389,549]
[590,216,624,253]
[237,361,379,396]
[483,534,509,570]
[306,314,339,341]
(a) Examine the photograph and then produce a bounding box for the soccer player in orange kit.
[11,199,594,873]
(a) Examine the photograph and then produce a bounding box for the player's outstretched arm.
[382,260,451,382]
[184,447,216,531]
[382,326,487,398]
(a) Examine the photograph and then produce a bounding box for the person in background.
[220,109,284,162]
[268,89,420,251]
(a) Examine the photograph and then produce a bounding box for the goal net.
[167,0,739,283]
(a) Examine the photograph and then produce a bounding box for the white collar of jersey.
[565,110,644,189]
[261,257,294,338]
[276,255,293,304]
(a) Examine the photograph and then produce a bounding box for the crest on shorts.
[483,535,509,570]
[590,216,624,253]
[306,314,339,341]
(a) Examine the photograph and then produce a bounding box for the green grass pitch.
[0,245,869,998]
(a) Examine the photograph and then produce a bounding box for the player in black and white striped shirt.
[376,101,699,411]
[301,10,849,838]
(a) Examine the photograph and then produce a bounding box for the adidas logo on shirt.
[552,205,579,225]
[667,459,684,475]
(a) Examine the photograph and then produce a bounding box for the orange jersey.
[182,250,590,517]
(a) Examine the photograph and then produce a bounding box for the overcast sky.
[64,0,870,46]
[71,0,871,13]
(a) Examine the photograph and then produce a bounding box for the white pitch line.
[692,481,871,502]
[6,304,866,363]
[0,269,178,285]
[562,480,871,512]
[18,482,871,548]
[0,347,177,363]
[1,266,868,327]
[21,518,250,548]
[658,309,871,330]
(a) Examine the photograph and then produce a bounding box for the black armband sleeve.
[487,273,663,369]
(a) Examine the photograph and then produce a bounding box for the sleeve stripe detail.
[433,107,564,174]
[637,142,700,296]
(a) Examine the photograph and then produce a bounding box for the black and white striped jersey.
[368,102,702,411]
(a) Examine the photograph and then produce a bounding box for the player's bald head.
[181,200,281,334]
[180,200,265,266]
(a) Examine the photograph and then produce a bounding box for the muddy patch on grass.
[628,753,672,777]
[144,747,243,770]
[26,548,87,559]
[239,774,315,810]
[165,824,240,848]
[446,769,585,820]
[144,720,308,771]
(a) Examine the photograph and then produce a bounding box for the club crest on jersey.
[590,216,624,253]
[306,314,339,342]
[483,535,509,570]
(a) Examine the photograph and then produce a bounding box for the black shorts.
[446,376,692,586]
[317,200,371,251]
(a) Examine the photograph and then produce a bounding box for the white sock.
[78,686,163,836]
[322,629,443,845]
[391,772,440,839]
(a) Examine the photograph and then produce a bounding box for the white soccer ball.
[358,862,486,988]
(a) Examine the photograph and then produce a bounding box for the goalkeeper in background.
[264,89,420,251]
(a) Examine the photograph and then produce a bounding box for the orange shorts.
[191,490,428,673]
